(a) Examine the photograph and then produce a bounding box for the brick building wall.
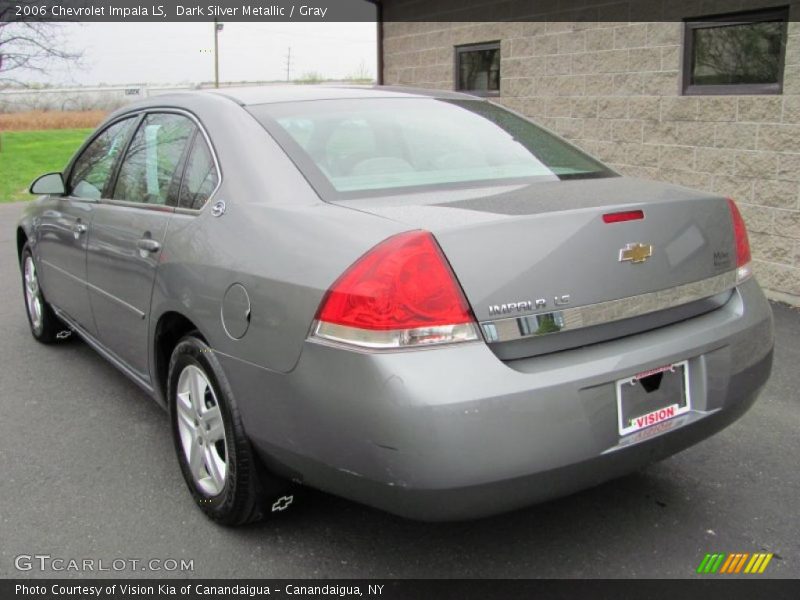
[381,1,800,303]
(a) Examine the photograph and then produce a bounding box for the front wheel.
[167,334,293,525]
[20,243,68,344]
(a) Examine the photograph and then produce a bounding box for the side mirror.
[30,172,66,196]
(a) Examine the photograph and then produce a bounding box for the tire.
[167,334,293,525]
[20,242,68,344]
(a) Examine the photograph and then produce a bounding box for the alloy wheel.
[24,256,43,333]
[175,364,228,496]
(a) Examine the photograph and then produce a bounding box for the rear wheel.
[20,243,67,344]
[167,334,293,525]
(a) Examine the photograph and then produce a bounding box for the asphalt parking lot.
[0,200,798,579]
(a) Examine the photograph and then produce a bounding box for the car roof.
[104,85,484,128]
[197,84,480,106]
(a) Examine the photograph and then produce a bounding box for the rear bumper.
[219,278,773,520]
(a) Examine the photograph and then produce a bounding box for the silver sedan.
[16,86,773,524]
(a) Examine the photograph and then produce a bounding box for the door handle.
[136,238,161,253]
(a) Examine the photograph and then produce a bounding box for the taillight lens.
[727,198,752,283]
[312,230,479,349]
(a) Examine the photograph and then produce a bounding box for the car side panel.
[87,203,173,380]
[143,97,406,385]
[33,197,97,334]
[150,201,404,383]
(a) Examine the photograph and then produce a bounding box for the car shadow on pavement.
[231,463,706,577]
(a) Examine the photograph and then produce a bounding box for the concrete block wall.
[382,4,800,302]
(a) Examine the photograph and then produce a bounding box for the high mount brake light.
[727,198,752,284]
[602,210,644,223]
[312,231,479,349]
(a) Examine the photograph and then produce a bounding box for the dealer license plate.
[616,361,691,436]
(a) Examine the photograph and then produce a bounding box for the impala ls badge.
[619,242,654,264]
[488,295,570,316]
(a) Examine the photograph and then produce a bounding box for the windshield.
[248,98,615,197]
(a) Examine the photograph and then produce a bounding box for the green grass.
[0,129,92,202]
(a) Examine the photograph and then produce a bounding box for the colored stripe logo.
[697,553,773,574]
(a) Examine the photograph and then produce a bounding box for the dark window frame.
[454,41,501,97]
[682,6,790,96]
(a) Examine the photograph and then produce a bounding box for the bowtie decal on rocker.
[271,495,294,512]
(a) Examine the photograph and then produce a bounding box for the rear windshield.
[248,98,614,198]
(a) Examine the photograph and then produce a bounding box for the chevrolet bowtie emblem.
[271,495,294,512]
[619,242,654,264]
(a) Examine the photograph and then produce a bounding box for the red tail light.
[727,198,752,283]
[313,231,479,349]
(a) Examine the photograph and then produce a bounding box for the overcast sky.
[18,22,377,86]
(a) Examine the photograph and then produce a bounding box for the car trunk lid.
[333,177,739,359]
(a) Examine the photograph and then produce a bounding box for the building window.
[682,7,789,95]
[455,42,500,95]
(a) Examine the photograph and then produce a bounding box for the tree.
[0,2,81,85]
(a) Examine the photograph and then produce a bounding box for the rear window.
[248,98,614,198]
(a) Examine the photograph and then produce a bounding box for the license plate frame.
[616,361,691,437]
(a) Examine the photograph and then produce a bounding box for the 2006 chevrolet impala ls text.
[16,86,773,524]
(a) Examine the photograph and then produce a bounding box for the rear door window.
[112,113,195,205]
